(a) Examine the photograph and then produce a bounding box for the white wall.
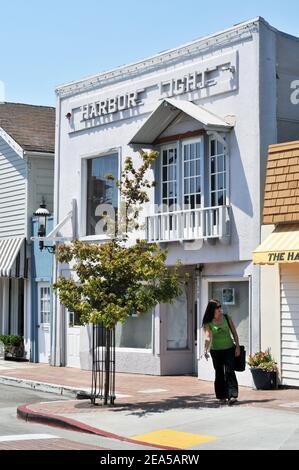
[27,154,54,236]
[0,137,26,238]
[56,24,262,264]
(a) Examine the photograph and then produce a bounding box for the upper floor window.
[86,153,118,236]
[183,140,201,210]
[159,135,227,212]
[209,138,227,207]
[162,146,178,211]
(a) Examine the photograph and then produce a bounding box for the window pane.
[184,179,189,194]
[211,175,216,191]
[190,144,195,160]
[166,289,188,350]
[211,192,216,206]
[210,140,216,156]
[169,182,174,196]
[218,155,225,172]
[163,166,167,181]
[217,173,224,190]
[196,177,201,193]
[210,157,216,174]
[115,310,153,349]
[184,145,189,161]
[86,154,118,236]
[190,177,195,193]
[163,150,168,165]
[217,141,224,155]
[218,191,225,206]
[184,162,189,178]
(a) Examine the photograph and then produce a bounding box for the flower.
[247,348,278,372]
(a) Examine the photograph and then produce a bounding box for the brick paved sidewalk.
[1,361,299,413]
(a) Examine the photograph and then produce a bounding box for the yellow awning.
[253,224,299,265]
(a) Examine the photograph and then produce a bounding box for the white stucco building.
[53,17,299,386]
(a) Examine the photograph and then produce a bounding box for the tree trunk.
[104,329,111,405]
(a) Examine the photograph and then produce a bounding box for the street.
[1,383,299,450]
[0,384,143,451]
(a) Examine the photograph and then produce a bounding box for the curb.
[17,404,179,451]
[0,375,86,398]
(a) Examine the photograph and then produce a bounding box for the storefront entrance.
[37,283,51,364]
[198,276,251,386]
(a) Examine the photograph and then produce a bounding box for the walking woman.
[202,299,240,405]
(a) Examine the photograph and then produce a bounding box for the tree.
[53,150,187,404]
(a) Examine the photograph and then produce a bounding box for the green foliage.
[105,150,158,238]
[54,239,186,329]
[0,335,23,347]
[54,150,187,330]
[247,348,278,372]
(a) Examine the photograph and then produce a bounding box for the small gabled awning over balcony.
[253,224,299,265]
[0,237,27,278]
[129,98,233,145]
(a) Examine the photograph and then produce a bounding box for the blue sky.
[0,0,298,106]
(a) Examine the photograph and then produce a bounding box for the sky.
[0,0,298,106]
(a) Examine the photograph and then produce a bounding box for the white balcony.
[145,205,231,243]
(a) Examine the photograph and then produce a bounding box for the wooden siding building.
[0,103,55,360]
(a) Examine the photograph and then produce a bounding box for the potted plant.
[247,349,278,390]
[0,335,25,360]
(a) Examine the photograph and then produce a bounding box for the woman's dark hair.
[202,299,221,326]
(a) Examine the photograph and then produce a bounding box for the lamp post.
[34,203,55,254]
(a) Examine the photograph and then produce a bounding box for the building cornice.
[56,17,262,99]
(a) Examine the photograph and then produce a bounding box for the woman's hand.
[235,345,241,357]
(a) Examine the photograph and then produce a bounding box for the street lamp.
[34,203,55,253]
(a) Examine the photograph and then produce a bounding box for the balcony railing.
[145,205,231,243]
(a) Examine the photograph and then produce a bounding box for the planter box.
[251,368,278,390]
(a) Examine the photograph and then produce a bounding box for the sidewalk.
[2,361,299,449]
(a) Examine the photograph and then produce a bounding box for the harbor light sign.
[80,90,143,121]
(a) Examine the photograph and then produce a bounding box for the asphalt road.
[0,384,132,450]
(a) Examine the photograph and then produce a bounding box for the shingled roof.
[0,102,55,153]
[263,140,299,224]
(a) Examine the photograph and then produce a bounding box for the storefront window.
[115,309,153,349]
[208,280,249,352]
[166,288,188,350]
[86,153,118,236]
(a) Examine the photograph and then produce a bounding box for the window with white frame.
[162,146,178,211]
[40,286,51,324]
[161,139,202,211]
[183,140,201,210]
[209,137,227,207]
[86,153,118,236]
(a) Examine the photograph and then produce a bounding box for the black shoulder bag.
[224,314,246,372]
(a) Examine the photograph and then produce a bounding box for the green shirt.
[207,314,234,351]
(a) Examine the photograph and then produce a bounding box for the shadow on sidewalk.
[71,394,277,417]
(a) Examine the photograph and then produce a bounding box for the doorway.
[37,282,51,364]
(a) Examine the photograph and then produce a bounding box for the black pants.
[210,347,239,399]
